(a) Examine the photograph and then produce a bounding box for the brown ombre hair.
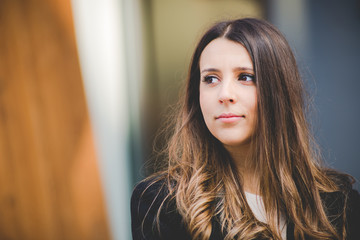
[148,18,346,240]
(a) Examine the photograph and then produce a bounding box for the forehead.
[199,38,253,70]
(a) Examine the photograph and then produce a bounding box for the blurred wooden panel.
[0,0,111,239]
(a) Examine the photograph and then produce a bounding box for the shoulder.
[345,187,360,239]
[131,176,169,210]
[320,169,360,239]
[130,175,191,240]
[131,176,172,226]
[131,175,170,230]
[320,169,359,212]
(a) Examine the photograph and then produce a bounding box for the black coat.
[131,177,360,240]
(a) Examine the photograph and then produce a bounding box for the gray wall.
[307,0,360,183]
[270,0,360,185]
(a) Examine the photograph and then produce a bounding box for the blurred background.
[0,0,359,239]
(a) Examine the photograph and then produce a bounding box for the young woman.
[131,18,360,240]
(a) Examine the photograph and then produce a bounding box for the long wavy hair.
[148,18,347,240]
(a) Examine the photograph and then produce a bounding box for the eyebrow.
[201,67,254,74]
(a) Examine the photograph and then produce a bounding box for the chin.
[219,138,251,148]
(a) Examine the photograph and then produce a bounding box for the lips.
[216,113,245,119]
[215,113,245,123]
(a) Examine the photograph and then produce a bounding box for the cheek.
[199,88,206,114]
[244,88,257,112]
[250,96,257,115]
[199,91,211,118]
[199,91,213,130]
[248,93,258,126]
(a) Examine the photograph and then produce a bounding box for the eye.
[202,75,220,84]
[238,73,255,83]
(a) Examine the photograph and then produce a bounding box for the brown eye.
[203,75,219,84]
[238,73,255,82]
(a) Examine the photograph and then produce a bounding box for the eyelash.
[238,73,255,82]
[202,73,255,84]
[203,75,219,84]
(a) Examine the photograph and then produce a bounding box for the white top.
[245,192,287,239]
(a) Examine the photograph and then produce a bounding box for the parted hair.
[146,18,348,240]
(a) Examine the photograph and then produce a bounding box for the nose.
[218,81,237,104]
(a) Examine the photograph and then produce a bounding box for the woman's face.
[199,38,257,150]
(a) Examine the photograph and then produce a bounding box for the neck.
[224,143,260,195]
